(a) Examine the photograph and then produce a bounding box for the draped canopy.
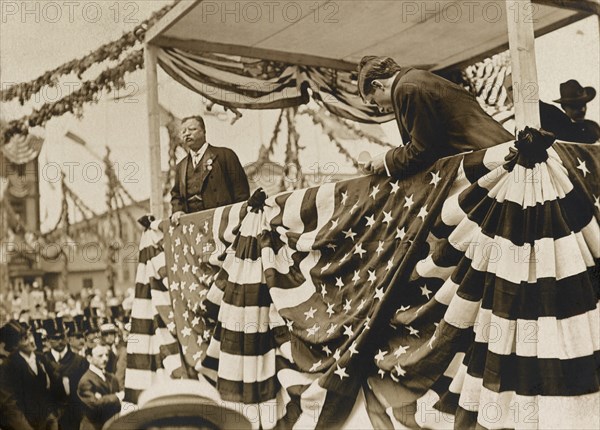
[144,0,598,124]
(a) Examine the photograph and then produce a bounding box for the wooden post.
[145,44,164,219]
[506,0,541,131]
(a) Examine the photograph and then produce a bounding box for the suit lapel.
[89,370,110,393]
[197,145,218,192]
[16,353,39,377]
[181,155,191,212]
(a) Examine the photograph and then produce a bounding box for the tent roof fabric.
[146,0,597,72]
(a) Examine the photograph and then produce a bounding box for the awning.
[145,1,597,122]
[147,0,597,72]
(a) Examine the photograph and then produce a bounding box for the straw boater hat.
[553,79,596,105]
[99,316,118,335]
[104,379,252,430]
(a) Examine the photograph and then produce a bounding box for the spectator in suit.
[0,318,24,430]
[77,344,123,430]
[170,115,250,224]
[101,317,127,390]
[357,56,514,178]
[540,79,600,143]
[43,318,89,430]
[99,320,119,376]
[83,309,102,352]
[2,325,58,430]
[65,315,87,357]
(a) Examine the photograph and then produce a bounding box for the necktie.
[192,153,202,168]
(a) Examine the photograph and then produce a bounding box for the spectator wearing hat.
[104,379,251,430]
[30,319,50,353]
[66,315,87,357]
[541,79,600,143]
[83,308,102,351]
[43,318,89,430]
[99,318,119,375]
[2,324,58,430]
[77,344,123,430]
[0,320,23,367]
[100,317,127,390]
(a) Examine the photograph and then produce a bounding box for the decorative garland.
[0,3,175,104]
[162,108,181,198]
[2,49,144,145]
[1,2,176,145]
[267,110,285,157]
[281,108,305,190]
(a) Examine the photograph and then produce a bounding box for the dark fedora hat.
[104,379,252,430]
[553,79,596,104]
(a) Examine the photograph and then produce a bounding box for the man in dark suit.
[170,115,250,224]
[42,318,89,430]
[357,56,514,177]
[77,344,122,430]
[2,326,58,430]
[0,321,34,430]
[540,80,600,143]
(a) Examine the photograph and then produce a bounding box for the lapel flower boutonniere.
[206,158,213,171]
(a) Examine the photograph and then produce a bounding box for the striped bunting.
[125,138,599,429]
[370,140,600,429]
[0,133,43,165]
[156,48,393,123]
[124,220,184,404]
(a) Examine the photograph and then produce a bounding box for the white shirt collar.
[51,348,67,362]
[89,364,106,382]
[189,143,209,164]
[19,351,38,374]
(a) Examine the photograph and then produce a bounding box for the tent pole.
[506,0,541,131]
[145,44,164,219]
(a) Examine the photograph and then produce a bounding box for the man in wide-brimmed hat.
[542,79,600,143]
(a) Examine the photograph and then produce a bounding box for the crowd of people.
[1,282,135,326]
[0,296,130,430]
